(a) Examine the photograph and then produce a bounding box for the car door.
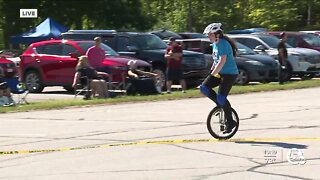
[60,44,81,84]
[35,43,64,83]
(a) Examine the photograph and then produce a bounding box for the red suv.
[0,57,18,78]
[20,40,151,93]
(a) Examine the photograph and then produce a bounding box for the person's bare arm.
[128,70,139,78]
[97,71,109,77]
[72,72,80,88]
[136,69,158,77]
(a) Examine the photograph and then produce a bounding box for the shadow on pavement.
[235,141,308,149]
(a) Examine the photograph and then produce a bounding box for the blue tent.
[11,17,69,44]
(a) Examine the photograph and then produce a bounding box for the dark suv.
[62,30,209,88]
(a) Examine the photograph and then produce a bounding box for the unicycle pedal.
[220,125,225,131]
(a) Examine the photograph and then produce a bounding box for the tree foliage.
[1,0,320,48]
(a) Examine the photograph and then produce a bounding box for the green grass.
[1,79,320,113]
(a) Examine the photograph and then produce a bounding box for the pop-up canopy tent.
[11,17,69,45]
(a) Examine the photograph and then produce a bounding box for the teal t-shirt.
[211,39,238,75]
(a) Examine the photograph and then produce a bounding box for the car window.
[181,41,202,52]
[188,33,207,39]
[286,37,297,47]
[35,44,62,55]
[62,34,96,41]
[236,38,262,49]
[62,44,79,56]
[301,33,320,46]
[236,42,256,55]
[77,42,118,56]
[101,35,116,49]
[202,41,212,54]
[259,35,293,48]
[117,36,135,51]
[132,34,168,50]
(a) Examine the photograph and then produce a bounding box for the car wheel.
[152,68,166,90]
[236,68,250,85]
[24,70,44,93]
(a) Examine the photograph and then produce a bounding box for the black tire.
[152,68,166,90]
[236,68,250,85]
[24,70,44,93]
[207,106,239,140]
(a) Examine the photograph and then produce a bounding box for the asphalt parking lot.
[0,87,319,179]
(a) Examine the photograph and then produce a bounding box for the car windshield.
[259,35,292,48]
[184,33,207,39]
[152,31,182,40]
[301,33,320,46]
[77,42,119,56]
[236,42,256,55]
[132,34,168,50]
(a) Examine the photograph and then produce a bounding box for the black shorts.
[202,74,238,96]
[166,68,183,81]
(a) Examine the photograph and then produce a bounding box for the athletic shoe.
[223,119,236,134]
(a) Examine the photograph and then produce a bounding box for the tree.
[0,0,154,48]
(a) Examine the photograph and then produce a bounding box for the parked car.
[300,31,320,37]
[62,30,209,88]
[229,34,320,80]
[0,57,18,78]
[178,32,207,39]
[266,31,320,51]
[19,39,151,93]
[227,28,267,34]
[148,29,182,40]
[175,38,279,85]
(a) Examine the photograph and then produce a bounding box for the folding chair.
[5,77,29,104]
[107,72,127,94]
[74,76,91,99]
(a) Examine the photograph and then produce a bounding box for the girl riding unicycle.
[200,23,240,139]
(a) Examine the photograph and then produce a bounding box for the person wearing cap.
[86,37,106,70]
[200,23,239,134]
[277,32,288,84]
[164,37,186,93]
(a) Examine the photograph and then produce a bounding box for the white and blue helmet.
[203,23,223,35]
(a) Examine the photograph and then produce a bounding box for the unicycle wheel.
[207,106,239,140]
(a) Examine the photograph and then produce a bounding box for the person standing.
[200,23,239,133]
[277,32,288,84]
[164,37,186,93]
[86,37,106,70]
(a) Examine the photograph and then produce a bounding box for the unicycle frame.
[207,106,239,140]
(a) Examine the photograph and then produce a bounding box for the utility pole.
[307,2,311,26]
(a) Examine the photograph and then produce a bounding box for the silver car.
[229,34,320,80]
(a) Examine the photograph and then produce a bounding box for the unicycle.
[207,106,239,140]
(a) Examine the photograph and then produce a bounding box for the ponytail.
[220,34,237,57]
